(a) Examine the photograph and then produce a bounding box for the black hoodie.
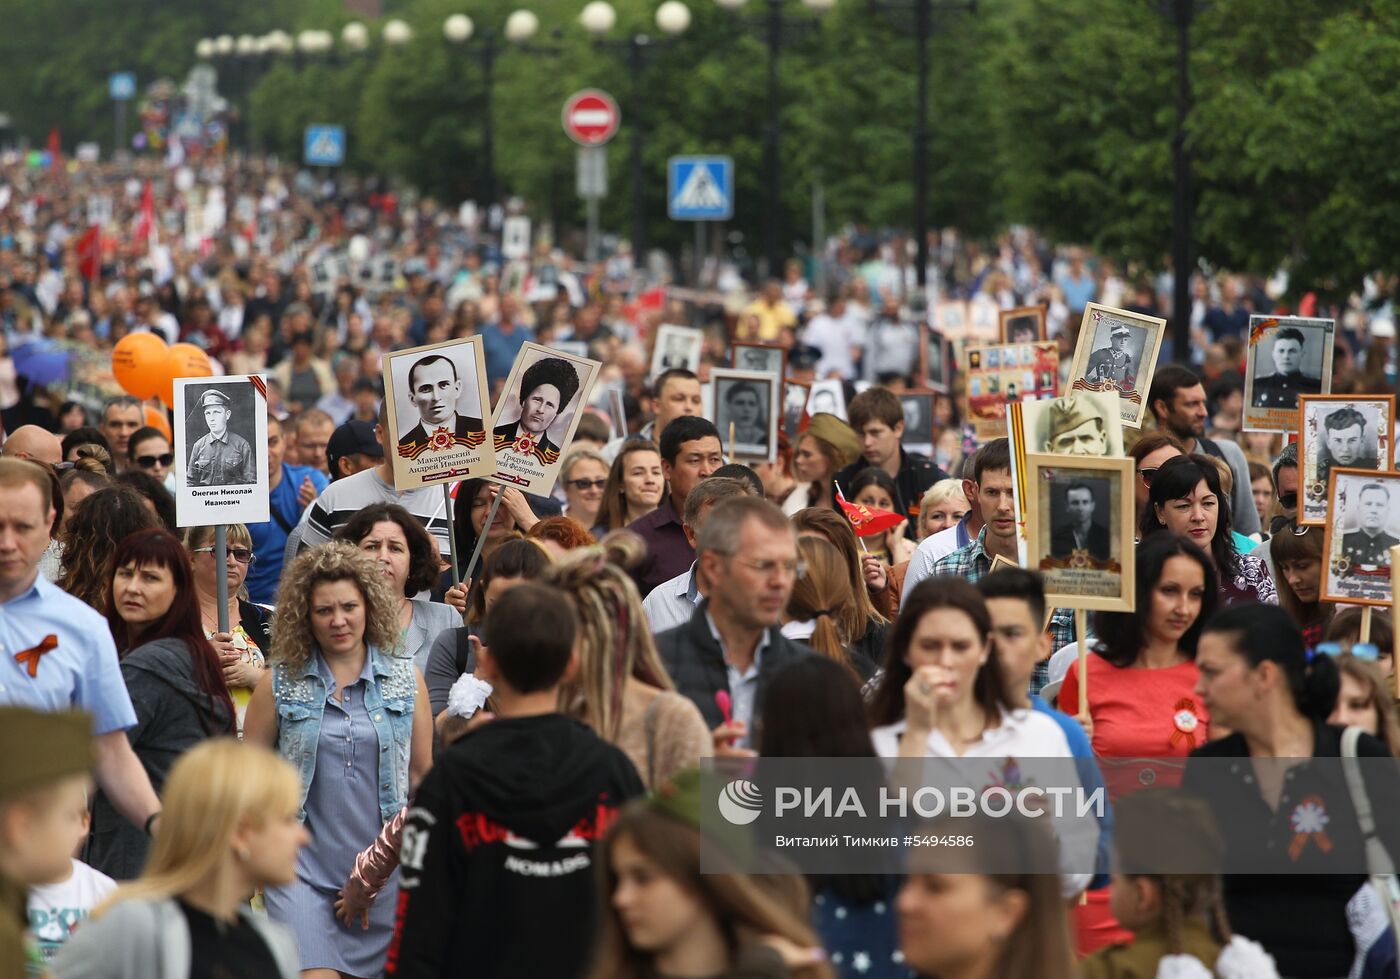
[386,712,644,978]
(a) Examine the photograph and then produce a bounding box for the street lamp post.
[1154,0,1199,360]
[715,0,831,280]
[444,11,551,211]
[580,1,691,262]
[868,0,973,293]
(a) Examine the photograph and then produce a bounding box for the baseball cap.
[327,419,382,476]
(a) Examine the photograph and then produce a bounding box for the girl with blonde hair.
[54,739,307,979]
[546,534,711,787]
[782,535,877,681]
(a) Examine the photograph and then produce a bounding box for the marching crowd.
[4,154,1400,979]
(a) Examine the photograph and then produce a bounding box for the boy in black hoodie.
[385,582,645,978]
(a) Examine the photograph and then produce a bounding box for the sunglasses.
[1139,467,1160,486]
[566,478,608,491]
[137,453,174,469]
[192,545,255,564]
[1276,492,1298,511]
[1313,641,1382,662]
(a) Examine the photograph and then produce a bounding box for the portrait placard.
[999,306,1046,344]
[489,342,602,496]
[1321,468,1400,606]
[782,379,811,441]
[1066,303,1166,429]
[898,391,936,457]
[731,342,785,379]
[1019,391,1124,458]
[935,300,970,340]
[964,341,1060,439]
[650,324,704,379]
[1024,453,1135,612]
[1299,395,1394,526]
[921,326,950,393]
[712,368,779,463]
[805,379,847,422]
[1243,315,1335,433]
[173,375,270,527]
[381,337,496,490]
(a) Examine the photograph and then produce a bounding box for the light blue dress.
[264,654,398,976]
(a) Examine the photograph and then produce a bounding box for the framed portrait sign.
[1024,453,1135,612]
[712,368,779,463]
[898,390,937,456]
[782,379,811,442]
[1299,395,1394,526]
[964,341,1060,439]
[489,342,602,496]
[935,300,970,340]
[1322,468,1400,607]
[381,337,496,490]
[731,342,785,380]
[805,379,847,422]
[1243,315,1335,433]
[1066,303,1165,429]
[173,374,270,527]
[999,306,1046,344]
[650,324,704,380]
[1019,391,1124,458]
[920,326,950,393]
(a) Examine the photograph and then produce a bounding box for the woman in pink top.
[1057,535,1220,955]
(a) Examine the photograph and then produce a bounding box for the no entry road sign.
[562,90,620,147]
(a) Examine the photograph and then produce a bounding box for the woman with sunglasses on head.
[559,447,611,532]
[597,439,665,534]
[1187,602,1400,978]
[1325,607,1394,677]
[89,529,237,880]
[1271,522,1334,648]
[126,424,175,492]
[1328,650,1400,755]
[1054,535,1218,953]
[1139,454,1276,606]
[1129,431,1184,526]
[183,524,271,735]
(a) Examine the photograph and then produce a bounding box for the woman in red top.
[1057,535,1219,955]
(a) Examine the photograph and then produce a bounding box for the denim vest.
[271,645,416,824]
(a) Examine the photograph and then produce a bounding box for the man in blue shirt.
[0,459,161,836]
[479,294,533,386]
[246,415,328,604]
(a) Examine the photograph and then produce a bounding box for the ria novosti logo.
[717,779,764,825]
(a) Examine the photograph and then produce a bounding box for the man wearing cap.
[186,388,255,486]
[1252,326,1321,408]
[396,353,485,462]
[494,356,581,468]
[1085,322,1136,390]
[0,461,161,845]
[1044,396,1109,456]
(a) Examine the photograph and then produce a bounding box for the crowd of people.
[4,152,1400,979]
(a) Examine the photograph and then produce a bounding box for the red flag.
[76,225,101,281]
[134,179,154,246]
[836,486,905,538]
[46,127,61,170]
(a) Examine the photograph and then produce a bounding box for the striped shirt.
[298,468,453,557]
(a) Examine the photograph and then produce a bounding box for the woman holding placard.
[1138,454,1276,606]
[1271,522,1335,648]
[1055,535,1219,954]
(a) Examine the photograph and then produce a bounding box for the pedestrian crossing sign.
[304,125,346,167]
[668,156,733,221]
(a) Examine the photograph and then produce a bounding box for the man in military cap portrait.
[1343,482,1398,568]
[1252,326,1322,408]
[494,356,581,467]
[1045,395,1109,456]
[1085,322,1137,391]
[396,353,485,462]
[186,387,255,486]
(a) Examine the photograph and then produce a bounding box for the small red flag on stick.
[835,484,904,538]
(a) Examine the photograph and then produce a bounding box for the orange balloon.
[111,332,169,400]
[158,343,214,408]
[144,405,172,441]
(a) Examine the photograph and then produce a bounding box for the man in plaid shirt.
[925,438,1074,692]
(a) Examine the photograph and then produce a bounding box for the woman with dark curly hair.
[335,502,461,673]
[56,485,161,610]
[245,542,432,978]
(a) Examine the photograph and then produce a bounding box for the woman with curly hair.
[335,503,461,673]
[57,485,161,610]
[245,542,432,979]
[527,514,597,557]
[545,536,711,787]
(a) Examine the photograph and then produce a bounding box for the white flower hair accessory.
[446,674,493,719]
[1213,936,1279,979]
[1154,955,1212,979]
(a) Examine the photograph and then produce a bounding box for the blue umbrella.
[11,343,70,387]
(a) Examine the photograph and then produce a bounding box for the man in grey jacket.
[1147,365,1260,537]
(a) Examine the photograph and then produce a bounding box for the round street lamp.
[383,19,414,45]
[196,38,216,60]
[443,14,474,43]
[504,9,540,42]
[579,1,617,34]
[655,1,692,34]
[235,34,258,56]
[214,35,236,55]
[264,30,294,55]
[342,21,370,51]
